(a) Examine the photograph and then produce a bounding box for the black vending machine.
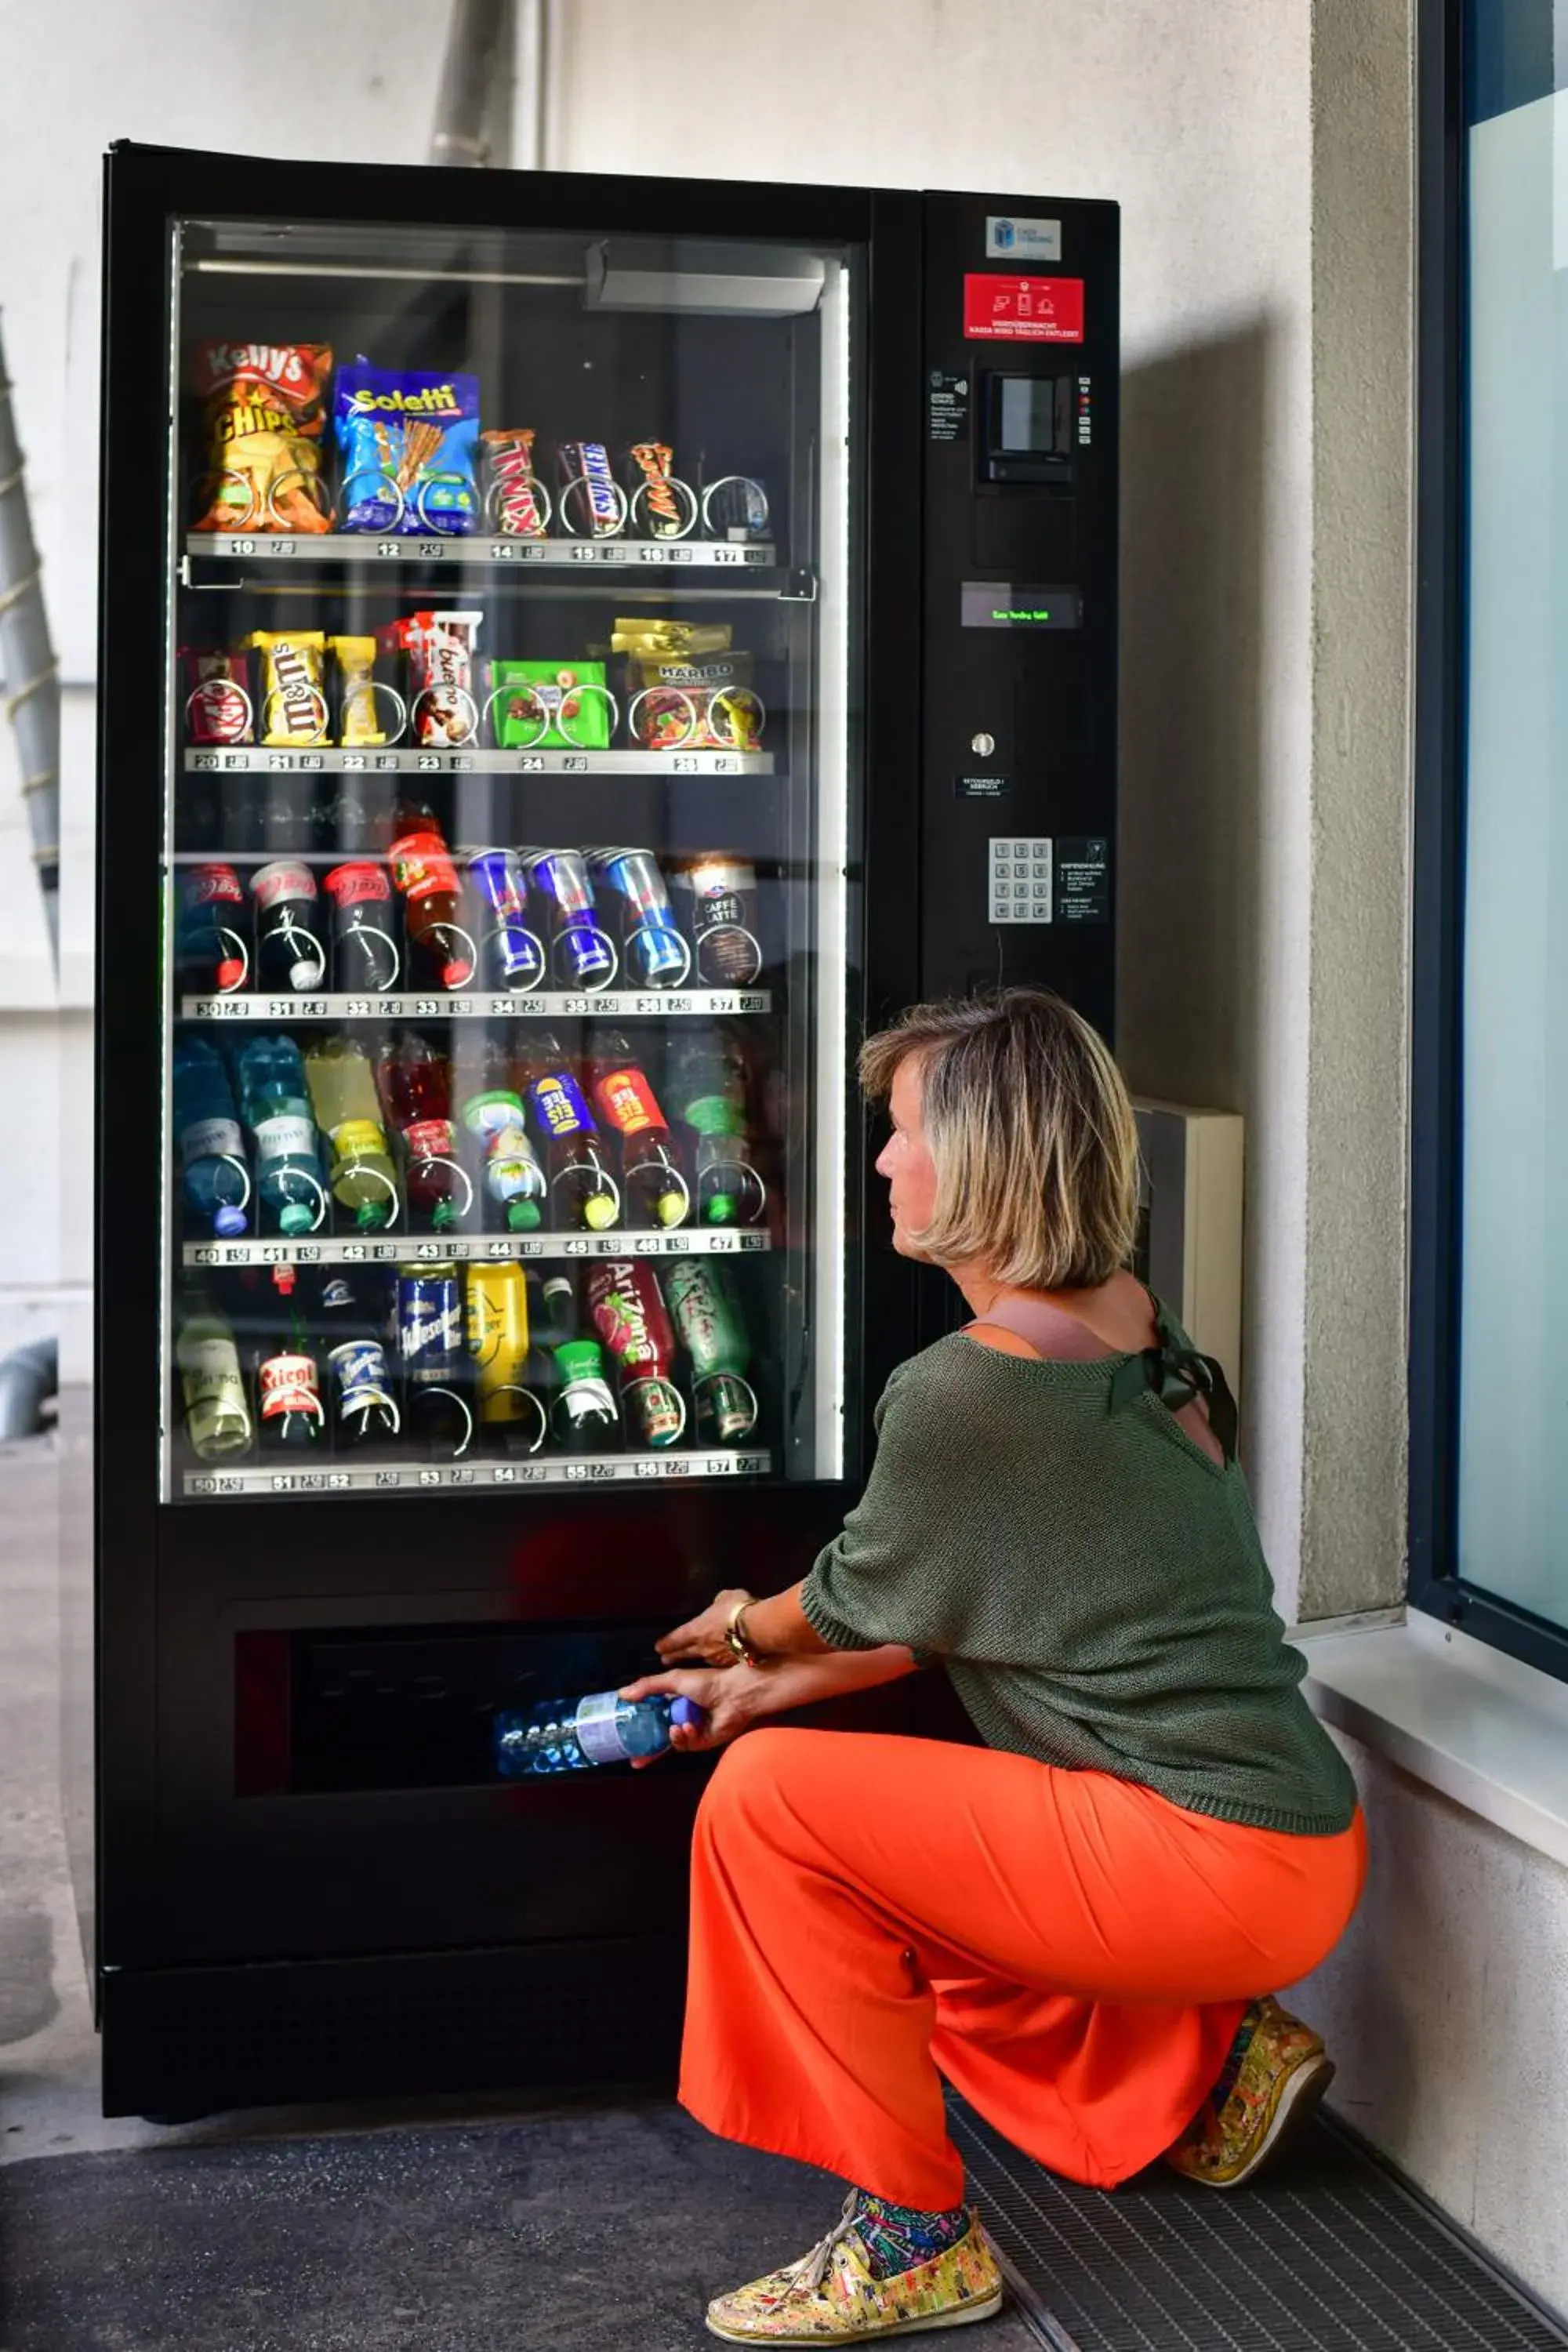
[80,145,1117,2115]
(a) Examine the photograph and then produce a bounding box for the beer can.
[397,1265,462,1381]
[465,1262,546,1453]
[670,852,763,986]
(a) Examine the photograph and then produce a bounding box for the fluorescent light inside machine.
[584,240,826,317]
[813,256,852,1482]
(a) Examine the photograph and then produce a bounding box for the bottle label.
[683,1091,746,1139]
[397,1274,462,1366]
[665,1262,742,1377]
[252,1112,318,1162]
[183,863,245,908]
[390,831,460,902]
[260,1353,324,1422]
[595,1067,665,1138]
[528,1070,595,1140]
[403,1116,458,1163]
[180,1116,244,1169]
[180,1338,251,1449]
[321,1277,356,1311]
[328,1337,397,1420]
[252,860,318,911]
[325,862,392,907]
[573,1692,635,1766]
[332,1117,389,1160]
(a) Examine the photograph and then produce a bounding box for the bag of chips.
[190,343,333,534]
[335,361,481,536]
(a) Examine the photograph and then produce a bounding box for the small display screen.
[997,377,1062,453]
[960,583,1082,630]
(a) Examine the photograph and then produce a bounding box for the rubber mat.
[951,2096,1568,2352]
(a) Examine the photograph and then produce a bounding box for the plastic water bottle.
[234,1034,329,1238]
[172,1036,252,1238]
[494,1691,704,1777]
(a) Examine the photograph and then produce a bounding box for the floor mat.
[0,2100,1036,2352]
[952,2098,1568,2352]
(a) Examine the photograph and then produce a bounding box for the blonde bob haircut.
[859,989,1140,1290]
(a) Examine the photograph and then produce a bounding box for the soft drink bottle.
[177,1292,252,1457]
[232,1033,329,1238]
[303,1036,401,1232]
[587,1033,690,1229]
[172,1035,252,1238]
[464,1262,547,1455]
[495,1691,704,1777]
[523,849,617,989]
[387,799,477,990]
[540,1272,619,1451]
[453,1033,546,1233]
[325,862,401,993]
[467,848,546,993]
[176,863,250,996]
[253,1266,325,1453]
[250,860,328,993]
[665,1259,760,1445]
[588,848,691,989]
[669,1028,768,1226]
[376,1034,472,1234]
[523,1036,621,1232]
[396,1265,474,1457]
[319,1271,401,1450]
[587,1259,687,1448]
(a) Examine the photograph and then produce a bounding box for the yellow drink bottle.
[304,1036,400,1230]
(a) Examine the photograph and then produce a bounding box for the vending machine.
[82,144,1117,2115]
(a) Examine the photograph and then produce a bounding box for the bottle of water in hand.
[494,1691,703,1777]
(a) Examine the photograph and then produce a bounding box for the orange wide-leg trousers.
[680,1729,1367,2209]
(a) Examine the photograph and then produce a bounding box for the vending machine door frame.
[91,141,924,2096]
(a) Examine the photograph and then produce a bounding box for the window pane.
[1457,13,1568,1628]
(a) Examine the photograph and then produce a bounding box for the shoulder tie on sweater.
[1107,1306,1239,1462]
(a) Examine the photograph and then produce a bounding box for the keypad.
[989,837,1052,924]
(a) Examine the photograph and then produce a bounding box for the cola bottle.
[250,861,328,993]
[325,862,401,993]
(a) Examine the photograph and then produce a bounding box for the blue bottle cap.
[214,1205,247,1237]
[670,1697,705,1730]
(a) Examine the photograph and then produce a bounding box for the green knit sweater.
[800,1328,1357,1835]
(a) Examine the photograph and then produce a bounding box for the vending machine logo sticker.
[985,216,1062,261]
[963,274,1084,344]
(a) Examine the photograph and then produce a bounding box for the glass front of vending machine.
[169,223,858,1504]
[90,146,931,2116]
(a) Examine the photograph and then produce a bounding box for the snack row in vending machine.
[183,615,765,756]
[189,341,771,544]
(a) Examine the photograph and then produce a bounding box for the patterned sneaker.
[706,2190,1005,2342]
[1164,1995,1335,2190]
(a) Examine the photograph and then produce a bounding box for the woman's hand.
[619,1668,758,1766]
[655,1588,756,1668]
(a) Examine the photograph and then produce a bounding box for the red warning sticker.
[963,274,1084,343]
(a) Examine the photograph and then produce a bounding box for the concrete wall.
[546,0,1413,1625]
[1289,1729,1568,2321]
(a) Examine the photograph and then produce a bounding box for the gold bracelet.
[725,1595,768,1670]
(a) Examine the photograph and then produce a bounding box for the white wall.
[0,0,441,1363]
[547,0,1392,1621]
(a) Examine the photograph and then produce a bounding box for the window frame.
[1409,0,1568,1680]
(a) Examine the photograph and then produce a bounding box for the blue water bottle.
[494,1691,705,1777]
[234,1034,329,1238]
[172,1036,252,1237]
